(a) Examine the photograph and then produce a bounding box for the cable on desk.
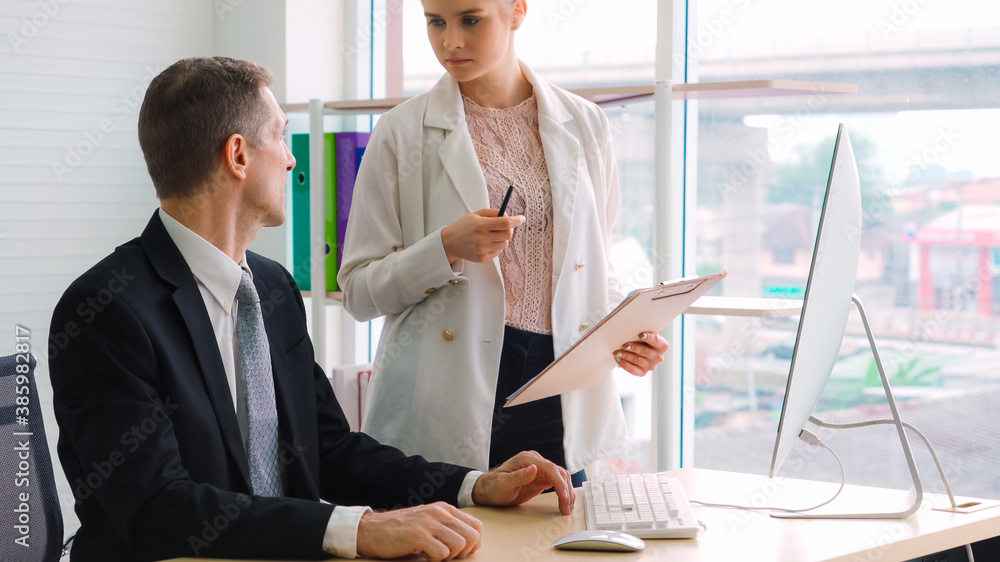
[808,415,974,562]
[690,419,977,561]
[690,429,846,514]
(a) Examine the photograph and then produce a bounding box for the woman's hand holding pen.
[614,332,670,377]
[441,209,524,264]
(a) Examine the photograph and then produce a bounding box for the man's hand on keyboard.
[471,450,577,515]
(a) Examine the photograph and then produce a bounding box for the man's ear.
[223,133,249,180]
[512,0,527,30]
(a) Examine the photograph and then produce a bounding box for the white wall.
[215,0,349,270]
[214,0,287,100]
[285,0,343,103]
[213,0,290,265]
[0,0,207,538]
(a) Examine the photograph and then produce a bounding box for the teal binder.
[291,134,310,291]
[290,133,337,292]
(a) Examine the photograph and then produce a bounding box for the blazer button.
[448,279,460,285]
[579,322,590,331]
[442,331,454,341]
[425,287,437,294]
[576,262,585,270]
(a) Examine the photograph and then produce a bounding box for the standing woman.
[338,0,668,483]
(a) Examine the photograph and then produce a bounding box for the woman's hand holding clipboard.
[504,272,727,407]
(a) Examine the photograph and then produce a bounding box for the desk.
[164,468,999,562]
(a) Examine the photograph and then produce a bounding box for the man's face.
[244,88,294,228]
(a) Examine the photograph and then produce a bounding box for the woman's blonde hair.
[497,0,518,17]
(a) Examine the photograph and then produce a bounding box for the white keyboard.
[583,473,700,539]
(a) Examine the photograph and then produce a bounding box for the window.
[690,0,1000,500]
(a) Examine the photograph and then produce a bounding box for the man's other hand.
[356,502,483,561]
[471,450,576,515]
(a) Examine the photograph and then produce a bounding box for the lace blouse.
[463,93,554,334]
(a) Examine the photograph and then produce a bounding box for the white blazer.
[338,62,627,473]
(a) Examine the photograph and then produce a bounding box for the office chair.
[1,353,66,561]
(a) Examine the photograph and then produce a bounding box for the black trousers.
[489,325,587,487]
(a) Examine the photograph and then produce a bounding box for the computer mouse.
[553,530,646,552]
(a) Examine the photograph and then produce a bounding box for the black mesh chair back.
[1,353,64,562]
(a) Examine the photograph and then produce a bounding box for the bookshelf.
[280,79,857,113]
[282,79,853,364]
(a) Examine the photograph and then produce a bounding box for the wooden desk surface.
[164,468,1000,562]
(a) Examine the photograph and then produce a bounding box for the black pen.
[497,184,514,216]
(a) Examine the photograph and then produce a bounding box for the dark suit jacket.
[49,212,471,561]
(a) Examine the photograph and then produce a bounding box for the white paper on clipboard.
[504,272,726,407]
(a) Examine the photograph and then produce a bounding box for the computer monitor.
[769,124,862,478]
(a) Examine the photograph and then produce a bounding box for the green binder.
[325,133,338,292]
[290,133,338,292]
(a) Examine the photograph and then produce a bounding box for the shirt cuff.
[322,505,373,559]
[458,470,485,508]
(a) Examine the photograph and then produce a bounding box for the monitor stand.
[772,294,923,520]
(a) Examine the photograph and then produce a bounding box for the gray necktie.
[236,269,282,497]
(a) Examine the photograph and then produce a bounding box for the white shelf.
[684,296,803,317]
[673,79,857,100]
[282,97,408,114]
[281,79,856,113]
[300,291,344,301]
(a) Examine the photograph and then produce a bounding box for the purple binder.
[335,132,370,270]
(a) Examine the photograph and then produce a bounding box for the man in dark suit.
[49,56,574,562]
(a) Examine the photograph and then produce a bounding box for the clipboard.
[505,272,726,407]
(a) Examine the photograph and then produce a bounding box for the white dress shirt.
[158,209,480,558]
